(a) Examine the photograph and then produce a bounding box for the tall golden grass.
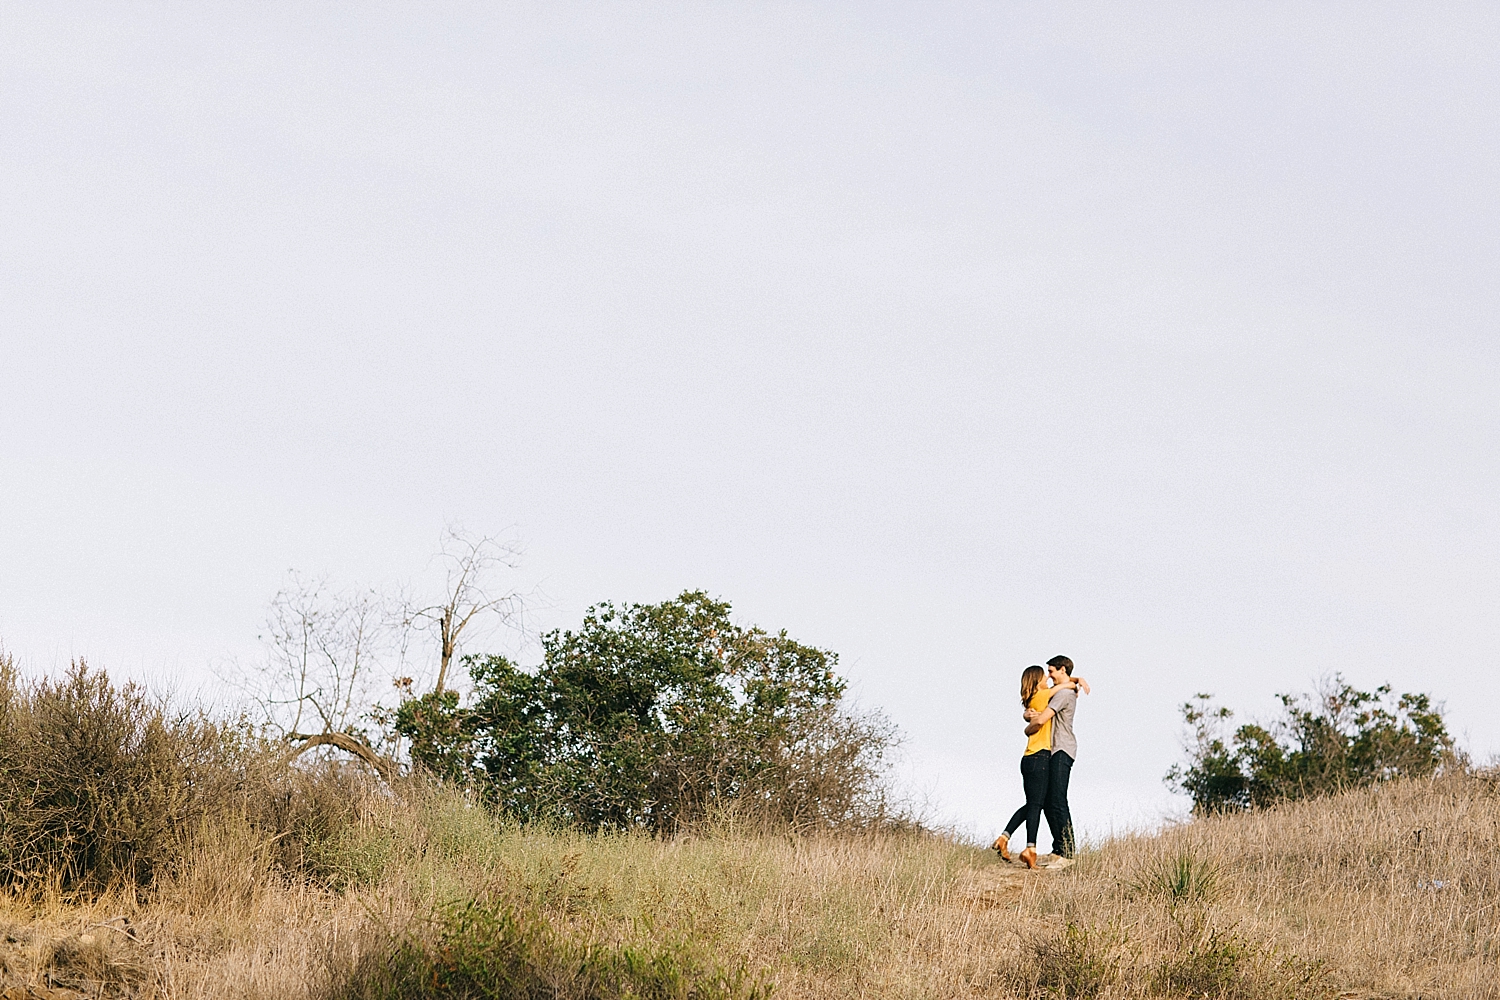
[1,771,1495,998]
[1062,770,1500,999]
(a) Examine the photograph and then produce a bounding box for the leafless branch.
[235,572,398,738]
[401,525,528,695]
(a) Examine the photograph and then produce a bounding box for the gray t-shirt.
[1049,688,1078,759]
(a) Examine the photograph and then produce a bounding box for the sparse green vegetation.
[1151,924,1250,999]
[1027,922,1123,1000]
[1128,851,1221,905]
[328,898,768,1000]
[1136,910,1327,1000]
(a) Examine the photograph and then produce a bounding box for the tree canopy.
[395,590,896,832]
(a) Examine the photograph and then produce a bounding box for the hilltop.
[0,771,1494,999]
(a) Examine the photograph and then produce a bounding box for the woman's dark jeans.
[1004,749,1051,846]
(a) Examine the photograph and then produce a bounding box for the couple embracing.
[991,655,1086,869]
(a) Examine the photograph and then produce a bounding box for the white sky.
[3,4,1499,841]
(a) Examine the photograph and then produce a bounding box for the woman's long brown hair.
[1019,665,1046,708]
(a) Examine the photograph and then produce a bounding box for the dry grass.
[0,773,1496,998]
[1051,770,1500,999]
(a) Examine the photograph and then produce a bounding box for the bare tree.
[402,525,526,695]
[225,526,528,781]
[245,572,395,738]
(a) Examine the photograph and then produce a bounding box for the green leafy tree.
[395,590,897,832]
[1167,675,1454,814]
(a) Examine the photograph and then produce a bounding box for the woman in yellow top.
[991,665,1087,868]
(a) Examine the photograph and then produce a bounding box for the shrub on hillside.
[0,658,200,892]
[394,591,899,832]
[1167,675,1453,814]
[0,655,377,895]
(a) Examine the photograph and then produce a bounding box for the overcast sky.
[4,4,1499,840]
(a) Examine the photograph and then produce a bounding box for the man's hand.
[1023,708,1039,722]
[1025,706,1057,736]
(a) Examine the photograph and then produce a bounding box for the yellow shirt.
[1024,685,1054,756]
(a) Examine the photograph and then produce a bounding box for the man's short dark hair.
[1046,655,1074,675]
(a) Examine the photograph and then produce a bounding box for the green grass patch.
[329,898,770,1000]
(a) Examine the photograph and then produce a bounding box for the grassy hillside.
[1,771,1496,999]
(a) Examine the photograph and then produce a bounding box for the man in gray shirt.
[1024,654,1079,857]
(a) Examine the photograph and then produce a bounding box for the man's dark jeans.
[1004,749,1052,846]
[1044,750,1075,857]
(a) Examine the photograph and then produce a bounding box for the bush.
[0,658,197,893]
[1166,675,1453,814]
[395,591,899,832]
[0,655,379,896]
[326,898,769,1000]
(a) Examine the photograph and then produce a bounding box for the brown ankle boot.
[1020,846,1038,869]
[991,833,1011,861]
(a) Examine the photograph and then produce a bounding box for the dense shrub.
[0,655,376,895]
[0,658,197,892]
[395,591,898,832]
[1167,675,1453,814]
